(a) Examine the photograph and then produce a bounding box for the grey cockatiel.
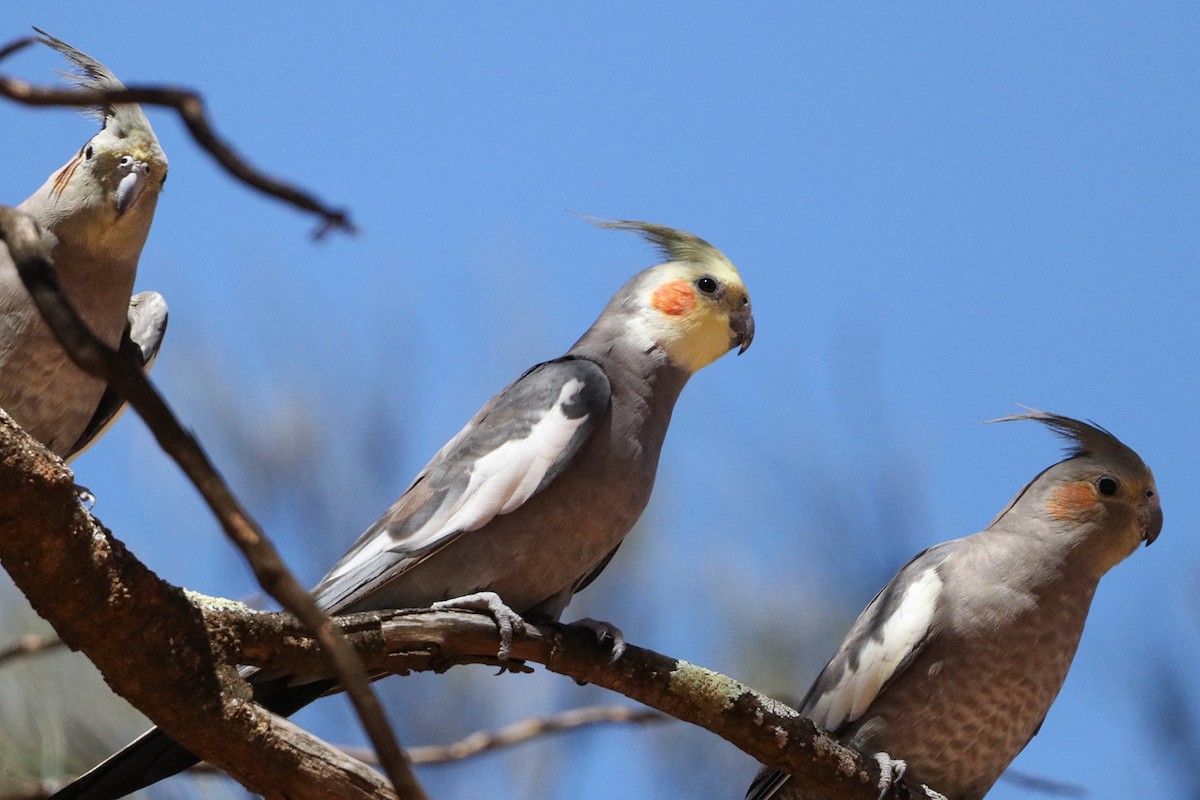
[747,411,1162,800]
[50,219,755,800]
[0,30,168,460]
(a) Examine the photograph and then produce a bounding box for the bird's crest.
[987,406,1128,460]
[580,215,735,272]
[32,28,154,138]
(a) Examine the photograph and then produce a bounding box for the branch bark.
[0,391,888,800]
[207,605,891,799]
[0,208,423,799]
[0,408,394,799]
[0,36,353,239]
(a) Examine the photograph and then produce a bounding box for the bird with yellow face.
[52,217,754,800]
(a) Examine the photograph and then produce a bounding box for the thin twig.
[1001,769,1088,798]
[179,705,668,775]
[398,705,669,765]
[0,634,65,666]
[0,208,424,799]
[0,36,353,239]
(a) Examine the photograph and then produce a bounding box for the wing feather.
[748,544,956,800]
[311,357,610,611]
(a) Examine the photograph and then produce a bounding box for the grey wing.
[310,356,611,613]
[65,291,167,461]
[748,541,961,800]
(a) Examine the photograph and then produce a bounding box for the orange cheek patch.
[1046,481,1099,521]
[651,280,696,316]
[52,156,80,197]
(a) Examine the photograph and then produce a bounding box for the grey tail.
[49,678,333,799]
[47,728,200,800]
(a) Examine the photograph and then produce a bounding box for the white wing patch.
[808,568,943,730]
[319,379,593,588]
[438,378,591,531]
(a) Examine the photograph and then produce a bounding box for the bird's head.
[35,30,168,259]
[586,218,754,374]
[990,409,1161,576]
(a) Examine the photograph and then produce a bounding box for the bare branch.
[0,208,423,799]
[0,36,353,239]
[186,706,669,770]
[0,633,65,666]
[0,412,393,798]
[207,606,890,800]
[408,705,669,765]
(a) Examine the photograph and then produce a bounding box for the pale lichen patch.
[811,731,867,780]
[185,590,253,612]
[668,659,746,718]
[771,725,788,749]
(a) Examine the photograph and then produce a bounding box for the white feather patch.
[809,568,943,730]
[321,379,592,588]
[441,378,590,528]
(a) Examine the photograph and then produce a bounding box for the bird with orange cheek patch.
[748,410,1161,800]
[52,218,753,800]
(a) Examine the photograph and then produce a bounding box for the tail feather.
[49,678,334,799]
[48,728,199,800]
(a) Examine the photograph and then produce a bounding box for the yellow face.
[1045,468,1162,572]
[633,260,754,374]
[51,131,168,215]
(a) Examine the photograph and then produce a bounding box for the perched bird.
[747,411,1161,800]
[0,29,168,460]
[51,219,755,799]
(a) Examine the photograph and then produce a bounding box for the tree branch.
[0,634,65,666]
[0,376,885,800]
[405,705,671,765]
[0,408,393,799]
[0,36,353,239]
[204,605,892,800]
[0,207,423,799]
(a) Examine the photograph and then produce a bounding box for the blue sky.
[2,5,1198,799]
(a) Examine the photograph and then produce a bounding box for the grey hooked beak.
[115,157,150,216]
[1141,501,1163,546]
[730,303,755,355]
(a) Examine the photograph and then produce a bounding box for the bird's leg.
[430,591,527,661]
[568,617,626,661]
[873,752,909,800]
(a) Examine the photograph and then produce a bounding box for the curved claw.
[874,752,908,800]
[570,617,626,662]
[430,591,528,660]
[75,485,96,510]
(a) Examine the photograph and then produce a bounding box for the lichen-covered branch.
[0,35,353,238]
[206,606,892,800]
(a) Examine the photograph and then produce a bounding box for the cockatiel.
[1,29,168,460]
[51,218,755,799]
[747,411,1161,800]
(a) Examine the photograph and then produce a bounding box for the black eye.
[84,145,94,160]
[696,276,718,294]
[1097,476,1120,497]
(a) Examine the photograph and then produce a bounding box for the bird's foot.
[568,617,626,661]
[874,752,908,800]
[431,591,527,661]
[75,485,96,510]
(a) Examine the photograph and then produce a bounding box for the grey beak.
[1143,502,1163,546]
[730,304,755,355]
[115,160,149,216]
